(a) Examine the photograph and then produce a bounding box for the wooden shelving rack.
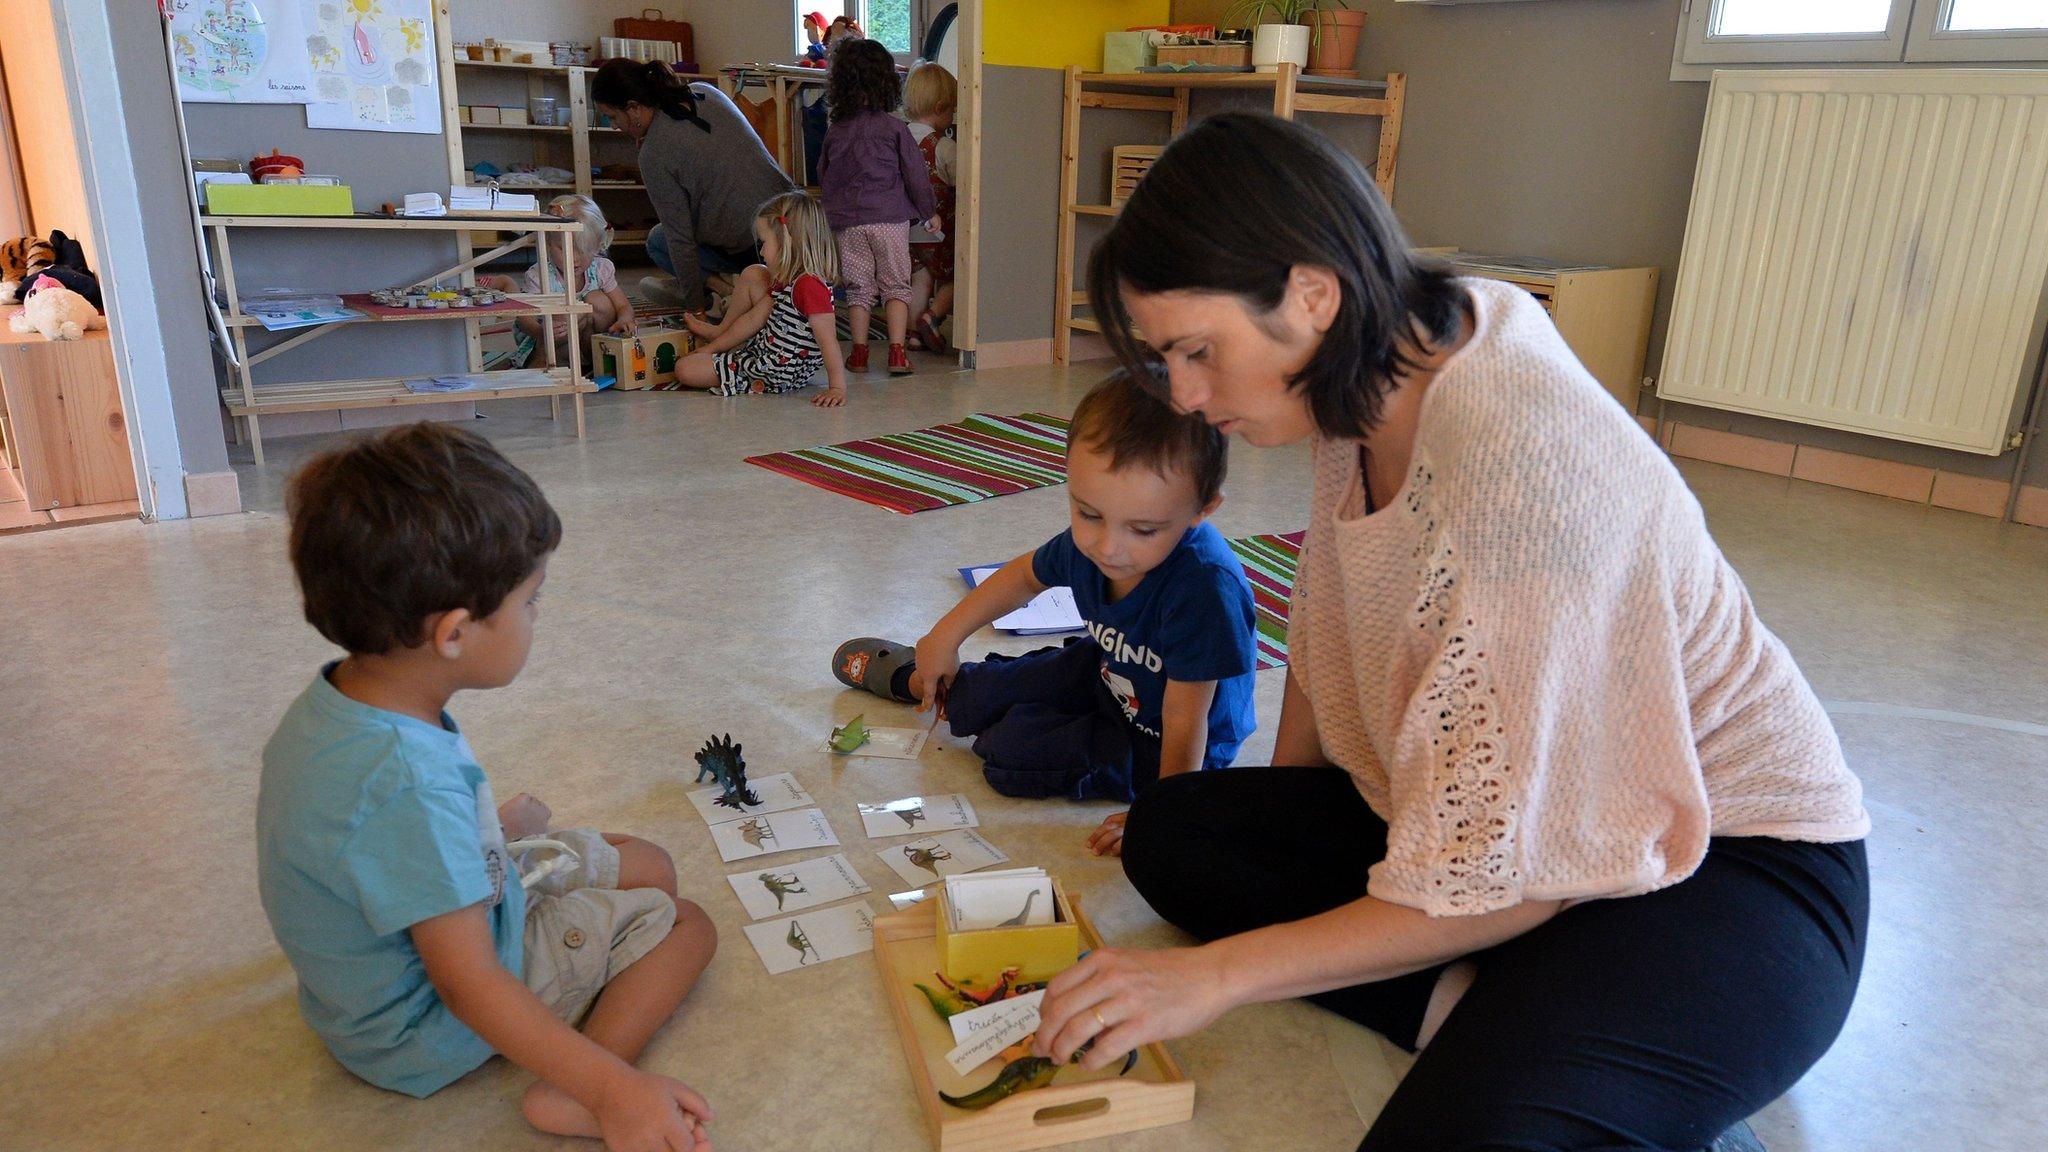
[203,213,594,464]
[1053,63,1408,363]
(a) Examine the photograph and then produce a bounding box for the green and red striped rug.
[1228,530,1306,670]
[745,411,1073,515]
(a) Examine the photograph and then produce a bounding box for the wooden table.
[201,213,596,464]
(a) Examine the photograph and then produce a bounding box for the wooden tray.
[873,899,1195,1152]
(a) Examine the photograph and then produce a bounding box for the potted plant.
[1229,0,1314,73]
[1306,0,1367,78]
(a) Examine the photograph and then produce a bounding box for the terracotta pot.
[1307,10,1367,78]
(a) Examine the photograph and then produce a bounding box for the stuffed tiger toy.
[0,235,57,301]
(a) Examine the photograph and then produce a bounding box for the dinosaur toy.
[902,843,953,876]
[694,733,761,809]
[786,920,820,965]
[828,714,871,754]
[913,967,1040,1020]
[758,870,807,910]
[938,1043,1140,1110]
[736,816,777,851]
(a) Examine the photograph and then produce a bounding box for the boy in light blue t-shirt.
[258,423,718,1149]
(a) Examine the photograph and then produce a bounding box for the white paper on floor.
[743,901,879,974]
[876,829,1010,886]
[725,852,873,920]
[710,808,839,862]
[857,793,979,838]
[687,771,815,825]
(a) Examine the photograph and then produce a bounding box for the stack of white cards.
[943,867,1057,932]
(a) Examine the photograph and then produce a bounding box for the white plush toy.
[8,274,104,341]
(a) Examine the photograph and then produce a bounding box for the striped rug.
[1228,530,1307,670]
[745,411,1072,514]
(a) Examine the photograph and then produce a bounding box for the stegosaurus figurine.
[695,733,761,810]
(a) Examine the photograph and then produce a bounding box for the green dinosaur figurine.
[828,714,871,754]
[939,1056,1060,1109]
[913,968,1035,1019]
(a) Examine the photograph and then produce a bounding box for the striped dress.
[711,273,831,395]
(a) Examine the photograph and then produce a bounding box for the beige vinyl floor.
[2,363,2043,1151]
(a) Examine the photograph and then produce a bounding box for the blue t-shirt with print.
[256,664,523,1098]
[1032,521,1258,767]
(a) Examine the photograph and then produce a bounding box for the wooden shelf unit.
[1053,63,1408,363]
[203,213,595,465]
[717,65,828,183]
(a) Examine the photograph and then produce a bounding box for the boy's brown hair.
[286,422,561,656]
[1068,369,1228,508]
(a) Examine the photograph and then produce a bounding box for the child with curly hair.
[673,191,850,406]
[818,36,937,377]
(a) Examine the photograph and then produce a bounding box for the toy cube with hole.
[590,325,697,389]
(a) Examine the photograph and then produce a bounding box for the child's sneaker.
[847,343,870,372]
[832,638,919,703]
[888,343,913,375]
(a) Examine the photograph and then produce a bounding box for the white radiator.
[1659,70,2048,455]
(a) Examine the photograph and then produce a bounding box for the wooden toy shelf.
[1053,63,1408,363]
[201,213,594,464]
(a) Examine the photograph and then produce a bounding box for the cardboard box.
[934,878,1080,986]
[470,104,501,125]
[590,326,696,388]
[1102,31,1156,73]
[204,182,353,216]
[500,106,529,125]
[1155,43,1251,68]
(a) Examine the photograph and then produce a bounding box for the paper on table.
[709,808,839,862]
[742,901,878,974]
[959,566,1084,635]
[857,794,978,838]
[725,851,872,919]
[688,771,816,825]
[876,829,1010,886]
[944,991,1046,1075]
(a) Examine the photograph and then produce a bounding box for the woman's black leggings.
[1121,767,1869,1152]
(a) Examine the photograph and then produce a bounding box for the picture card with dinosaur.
[857,793,980,839]
[710,808,839,862]
[875,829,1011,886]
[687,771,815,826]
[725,852,872,920]
[743,901,879,975]
[847,725,929,760]
[945,868,1057,932]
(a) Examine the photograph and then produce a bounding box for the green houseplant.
[1229,0,1315,72]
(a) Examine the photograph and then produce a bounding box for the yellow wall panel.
[985,0,1173,71]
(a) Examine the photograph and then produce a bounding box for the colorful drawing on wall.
[169,0,313,104]
[301,0,442,134]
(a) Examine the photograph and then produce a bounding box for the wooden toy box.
[589,326,696,388]
[873,898,1195,1152]
[934,878,1080,987]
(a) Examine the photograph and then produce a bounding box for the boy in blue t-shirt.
[257,424,718,1148]
[834,372,1258,854]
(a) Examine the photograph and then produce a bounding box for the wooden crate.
[873,897,1195,1152]
[1109,145,1164,208]
[1154,43,1251,69]
[590,326,695,388]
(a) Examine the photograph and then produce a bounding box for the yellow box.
[471,104,501,125]
[590,326,696,388]
[500,106,529,126]
[934,878,1081,987]
[204,183,353,216]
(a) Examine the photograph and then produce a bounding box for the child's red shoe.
[888,343,913,375]
[847,343,870,372]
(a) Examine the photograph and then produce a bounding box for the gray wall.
[104,0,230,474]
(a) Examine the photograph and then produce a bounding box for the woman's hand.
[1086,812,1127,856]
[811,386,846,408]
[497,793,551,840]
[1033,945,1236,1071]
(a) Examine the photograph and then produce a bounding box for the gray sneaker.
[1708,1121,1766,1152]
[636,275,688,310]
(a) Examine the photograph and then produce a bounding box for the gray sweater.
[639,84,797,309]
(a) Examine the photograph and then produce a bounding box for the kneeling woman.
[1034,114,1870,1152]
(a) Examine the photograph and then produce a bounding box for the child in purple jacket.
[818,37,939,377]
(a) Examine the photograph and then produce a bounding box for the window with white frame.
[792,1,921,60]
[1680,0,2048,65]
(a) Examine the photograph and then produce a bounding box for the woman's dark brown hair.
[827,37,901,122]
[286,423,561,655]
[1088,112,1466,438]
[590,58,710,133]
